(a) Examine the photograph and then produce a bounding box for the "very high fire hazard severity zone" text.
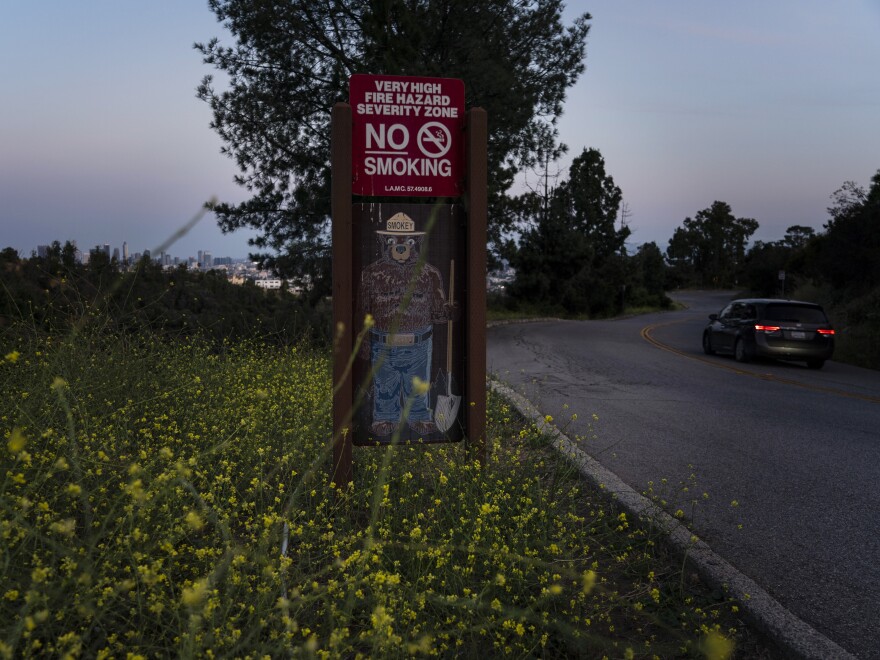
[351,74,465,197]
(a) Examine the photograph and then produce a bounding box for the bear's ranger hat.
[376,212,425,236]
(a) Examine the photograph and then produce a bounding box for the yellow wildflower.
[31,567,50,583]
[7,428,26,453]
[181,578,209,607]
[411,376,429,396]
[582,570,597,594]
[185,511,205,531]
[701,630,734,660]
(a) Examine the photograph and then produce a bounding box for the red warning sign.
[350,74,465,197]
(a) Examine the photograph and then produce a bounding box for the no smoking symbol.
[417,122,452,158]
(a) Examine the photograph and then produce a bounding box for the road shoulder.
[490,379,857,660]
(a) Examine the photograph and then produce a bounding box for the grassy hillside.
[0,326,768,658]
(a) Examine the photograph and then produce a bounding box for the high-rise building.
[122,241,129,264]
[112,247,120,262]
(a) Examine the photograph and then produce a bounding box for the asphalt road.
[488,290,880,659]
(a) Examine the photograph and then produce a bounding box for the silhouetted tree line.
[495,154,880,353]
[498,147,672,317]
[663,171,880,299]
[0,244,332,347]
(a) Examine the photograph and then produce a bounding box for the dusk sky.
[2,1,879,260]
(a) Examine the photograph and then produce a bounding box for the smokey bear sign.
[331,77,486,483]
[350,74,465,197]
[352,205,464,445]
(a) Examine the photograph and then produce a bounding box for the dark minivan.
[703,299,835,369]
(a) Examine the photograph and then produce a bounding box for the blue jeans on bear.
[370,327,432,424]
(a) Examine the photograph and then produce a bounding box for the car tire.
[702,332,715,355]
[807,359,825,370]
[734,338,751,363]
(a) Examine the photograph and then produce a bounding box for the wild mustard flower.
[185,511,205,531]
[126,479,146,503]
[411,376,429,396]
[31,567,50,583]
[702,630,734,660]
[4,350,20,363]
[7,427,26,453]
[181,579,209,607]
[582,570,597,594]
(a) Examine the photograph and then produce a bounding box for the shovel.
[434,259,460,432]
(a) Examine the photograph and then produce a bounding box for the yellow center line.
[641,319,880,405]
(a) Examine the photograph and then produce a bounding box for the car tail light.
[817,328,835,335]
[754,324,781,332]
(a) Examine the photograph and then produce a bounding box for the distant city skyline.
[31,238,244,267]
[2,1,879,258]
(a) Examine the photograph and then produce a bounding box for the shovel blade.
[434,393,461,432]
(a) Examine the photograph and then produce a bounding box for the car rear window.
[763,304,828,323]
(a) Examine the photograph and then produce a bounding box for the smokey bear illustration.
[357,212,455,437]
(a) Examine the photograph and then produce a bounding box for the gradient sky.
[2,1,879,260]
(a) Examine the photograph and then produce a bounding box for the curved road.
[488,290,880,659]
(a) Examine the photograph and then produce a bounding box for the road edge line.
[489,379,856,660]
